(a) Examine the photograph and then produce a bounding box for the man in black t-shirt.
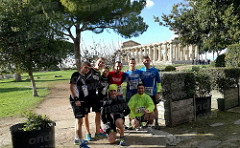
[101,84,130,146]
[69,62,91,148]
[84,57,107,141]
[98,66,110,106]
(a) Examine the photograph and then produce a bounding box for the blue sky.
[72,0,218,60]
[80,0,184,49]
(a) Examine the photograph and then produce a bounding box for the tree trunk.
[213,51,215,60]
[75,26,81,71]
[14,64,22,81]
[14,72,22,81]
[28,68,38,97]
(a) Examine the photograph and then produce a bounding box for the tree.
[52,0,148,70]
[225,44,240,67]
[156,0,240,56]
[0,0,71,96]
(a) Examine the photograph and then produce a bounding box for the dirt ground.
[0,83,166,148]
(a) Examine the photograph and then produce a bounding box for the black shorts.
[85,99,101,113]
[104,122,117,134]
[150,96,157,105]
[104,113,125,134]
[70,100,88,119]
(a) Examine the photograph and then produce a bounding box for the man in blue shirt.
[123,58,141,103]
[139,55,161,129]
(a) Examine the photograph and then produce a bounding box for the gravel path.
[0,82,166,148]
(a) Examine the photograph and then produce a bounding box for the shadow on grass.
[0,87,48,93]
[0,78,68,83]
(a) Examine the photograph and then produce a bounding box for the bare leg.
[115,118,124,137]
[76,118,83,138]
[84,113,90,134]
[95,112,101,134]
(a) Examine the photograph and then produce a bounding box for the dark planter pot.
[10,122,55,148]
[195,96,212,117]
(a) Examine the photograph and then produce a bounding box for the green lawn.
[0,70,74,118]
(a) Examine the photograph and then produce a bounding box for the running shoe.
[86,134,92,141]
[119,137,126,146]
[79,143,90,148]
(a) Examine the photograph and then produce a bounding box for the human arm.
[145,95,155,113]
[101,102,108,124]
[128,96,137,119]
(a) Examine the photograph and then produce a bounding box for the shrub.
[164,65,176,71]
[20,110,53,131]
[225,44,240,68]
[215,54,226,67]
[194,72,212,97]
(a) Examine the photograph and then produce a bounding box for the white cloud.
[146,0,154,8]
[130,0,154,8]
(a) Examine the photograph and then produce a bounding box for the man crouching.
[101,84,130,146]
[128,84,156,128]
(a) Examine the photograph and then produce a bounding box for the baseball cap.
[109,84,118,91]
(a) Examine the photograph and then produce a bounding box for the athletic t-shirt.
[69,72,87,101]
[98,75,109,100]
[123,69,141,101]
[139,67,161,96]
[109,71,125,96]
[85,68,101,100]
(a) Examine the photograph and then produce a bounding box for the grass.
[0,70,74,118]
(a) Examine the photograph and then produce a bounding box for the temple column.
[136,48,140,63]
[131,48,135,61]
[189,45,193,61]
[122,49,125,64]
[164,43,168,61]
[195,45,199,60]
[159,44,162,61]
[180,45,184,61]
[140,47,143,62]
[185,46,190,60]
[175,43,179,61]
[149,45,153,60]
[154,44,158,62]
[170,43,173,62]
[144,46,148,56]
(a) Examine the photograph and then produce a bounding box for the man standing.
[123,58,141,103]
[101,84,130,146]
[70,61,91,148]
[128,84,155,129]
[84,57,106,141]
[109,61,125,98]
[140,56,161,129]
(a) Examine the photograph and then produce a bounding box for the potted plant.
[193,68,212,117]
[10,110,56,148]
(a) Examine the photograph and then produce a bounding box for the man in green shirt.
[128,84,155,128]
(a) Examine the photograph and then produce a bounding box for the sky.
[73,0,218,60]
[79,0,184,49]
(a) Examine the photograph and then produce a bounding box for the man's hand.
[75,100,81,106]
[155,93,160,101]
[143,109,149,114]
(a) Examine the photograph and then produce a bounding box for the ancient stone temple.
[120,40,199,65]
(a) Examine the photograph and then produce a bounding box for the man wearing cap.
[101,84,130,146]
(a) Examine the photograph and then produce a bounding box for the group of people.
[69,56,161,148]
